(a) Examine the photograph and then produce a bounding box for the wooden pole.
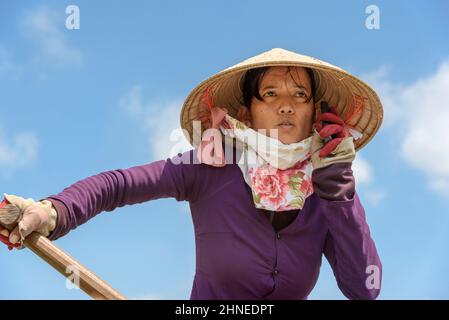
[23,232,128,300]
[0,200,127,300]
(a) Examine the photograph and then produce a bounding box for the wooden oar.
[0,201,127,300]
[24,232,127,300]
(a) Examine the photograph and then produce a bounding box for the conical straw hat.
[180,48,383,151]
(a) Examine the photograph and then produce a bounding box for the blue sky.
[1,0,449,299]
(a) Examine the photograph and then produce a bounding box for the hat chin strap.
[196,106,228,167]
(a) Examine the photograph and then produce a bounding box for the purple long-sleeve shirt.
[45,147,382,300]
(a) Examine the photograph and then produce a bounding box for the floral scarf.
[221,115,314,211]
[197,109,314,212]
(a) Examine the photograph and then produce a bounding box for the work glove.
[311,105,356,201]
[0,194,57,250]
[311,105,355,169]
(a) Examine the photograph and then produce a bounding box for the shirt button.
[273,269,279,276]
[276,233,281,240]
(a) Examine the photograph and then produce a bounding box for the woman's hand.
[0,226,18,250]
[311,106,355,170]
[310,106,356,201]
[0,194,57,250]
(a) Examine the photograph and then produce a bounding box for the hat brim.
[181,48,383,152]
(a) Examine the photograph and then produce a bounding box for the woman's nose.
[278,104,294,114]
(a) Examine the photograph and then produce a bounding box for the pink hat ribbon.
[197,86,230,167]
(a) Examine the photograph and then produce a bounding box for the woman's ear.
[236,105,252,127]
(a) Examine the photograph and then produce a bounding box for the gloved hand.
[311,106,356,201]
[311,105,355,170]
[0,193,57,250]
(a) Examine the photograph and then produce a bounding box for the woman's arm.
[45,150,200,241]
[313,162,382,300]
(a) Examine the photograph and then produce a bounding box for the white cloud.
[21,6,83,68]
[0,47,23,79]
[352,154,386,206]
[361,59,449,198]
[0,129,39,179]
[429,179,449,200]
[364,190,387,206]
[120,86,193,160]
[0,6,83,80]
[359,65,403,129]
[353,154,373,185]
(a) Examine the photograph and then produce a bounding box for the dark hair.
[241,66,316,109]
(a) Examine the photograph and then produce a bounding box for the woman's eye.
[263,91,276,97]
[295,91,307,98]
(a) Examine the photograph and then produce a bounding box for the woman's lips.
[277,122,295,129]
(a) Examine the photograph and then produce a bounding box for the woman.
[0,48,383,300]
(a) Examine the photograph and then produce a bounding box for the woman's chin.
[278,135,299,144]
[278,133,309,144]
[263,128,306,144]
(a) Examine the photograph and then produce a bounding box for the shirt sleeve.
[312,162,355,201]
[321,192,383,300]
[45,150,200,241]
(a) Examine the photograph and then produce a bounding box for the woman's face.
[249,66,314,144]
